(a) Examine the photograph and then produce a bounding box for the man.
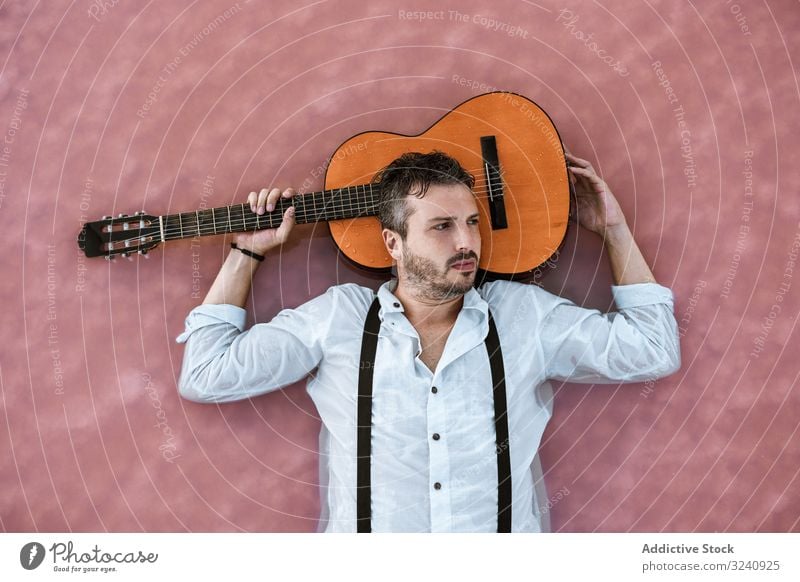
[175,150,681,532]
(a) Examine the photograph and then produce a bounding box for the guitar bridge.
[480,135,508,230]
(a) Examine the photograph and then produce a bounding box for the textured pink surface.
[1,0,798,532]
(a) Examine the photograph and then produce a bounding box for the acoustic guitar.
[77,91,573,280]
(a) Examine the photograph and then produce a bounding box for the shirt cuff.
[175,304,248,343]
[611,282,674,310]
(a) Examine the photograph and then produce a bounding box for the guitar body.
[324,91,571,278]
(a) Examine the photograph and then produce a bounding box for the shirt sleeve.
[174,286,338,403]
[540,282,681,383]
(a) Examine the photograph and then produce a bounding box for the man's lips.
[451,260,476,270]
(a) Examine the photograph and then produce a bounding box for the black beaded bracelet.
[230,242,265,262]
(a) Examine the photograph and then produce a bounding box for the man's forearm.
[604,223,657,285]
[202,249,261,307]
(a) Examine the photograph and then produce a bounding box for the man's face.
[385,183,481,301]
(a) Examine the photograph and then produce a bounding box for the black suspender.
[356,295,512,532]
[356,298,381,533]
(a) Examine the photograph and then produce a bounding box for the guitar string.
[105,185,541,249]
[144,184,520,239]
[106,171,513,244]
[104,179,549,249]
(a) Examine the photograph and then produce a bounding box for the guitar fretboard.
[160,183,379,241]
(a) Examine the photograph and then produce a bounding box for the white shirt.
[175,278,680,532]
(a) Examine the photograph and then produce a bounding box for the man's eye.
[434,223,449,230]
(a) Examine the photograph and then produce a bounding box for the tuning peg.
[118,213,127,218]
[138,249,149,258]
[104,255,112,261]
[135,211,145,216]
[102,215,112,220]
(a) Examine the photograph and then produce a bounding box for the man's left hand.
[565,150,627,239]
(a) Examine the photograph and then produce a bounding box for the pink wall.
[1,0,798,532]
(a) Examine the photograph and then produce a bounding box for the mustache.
[448,252,478,266]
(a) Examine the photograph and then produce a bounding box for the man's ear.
[381,228,403,262]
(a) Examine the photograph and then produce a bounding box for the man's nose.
[455,222,479,253]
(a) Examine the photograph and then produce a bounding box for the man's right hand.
[235,187,297,255]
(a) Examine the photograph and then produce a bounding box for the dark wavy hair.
[372,150,475,240]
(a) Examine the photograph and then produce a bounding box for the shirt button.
[432,433,440,441]
[393,302,400,308]
[433,482,442,490]
[431,386,438,394]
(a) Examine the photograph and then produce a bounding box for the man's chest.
[415,323,456,374]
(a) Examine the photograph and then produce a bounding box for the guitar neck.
[159,183,379,241]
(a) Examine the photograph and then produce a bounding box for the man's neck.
[391,279,465,328]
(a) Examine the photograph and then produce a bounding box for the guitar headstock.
[78,211,162,259]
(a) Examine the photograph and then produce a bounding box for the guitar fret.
[240,203,248,231]
[238,204,247,232]
[293,196,301,224]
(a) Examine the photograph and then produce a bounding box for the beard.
[400,246,477,301]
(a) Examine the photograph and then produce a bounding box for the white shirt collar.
[375,278,489,321]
